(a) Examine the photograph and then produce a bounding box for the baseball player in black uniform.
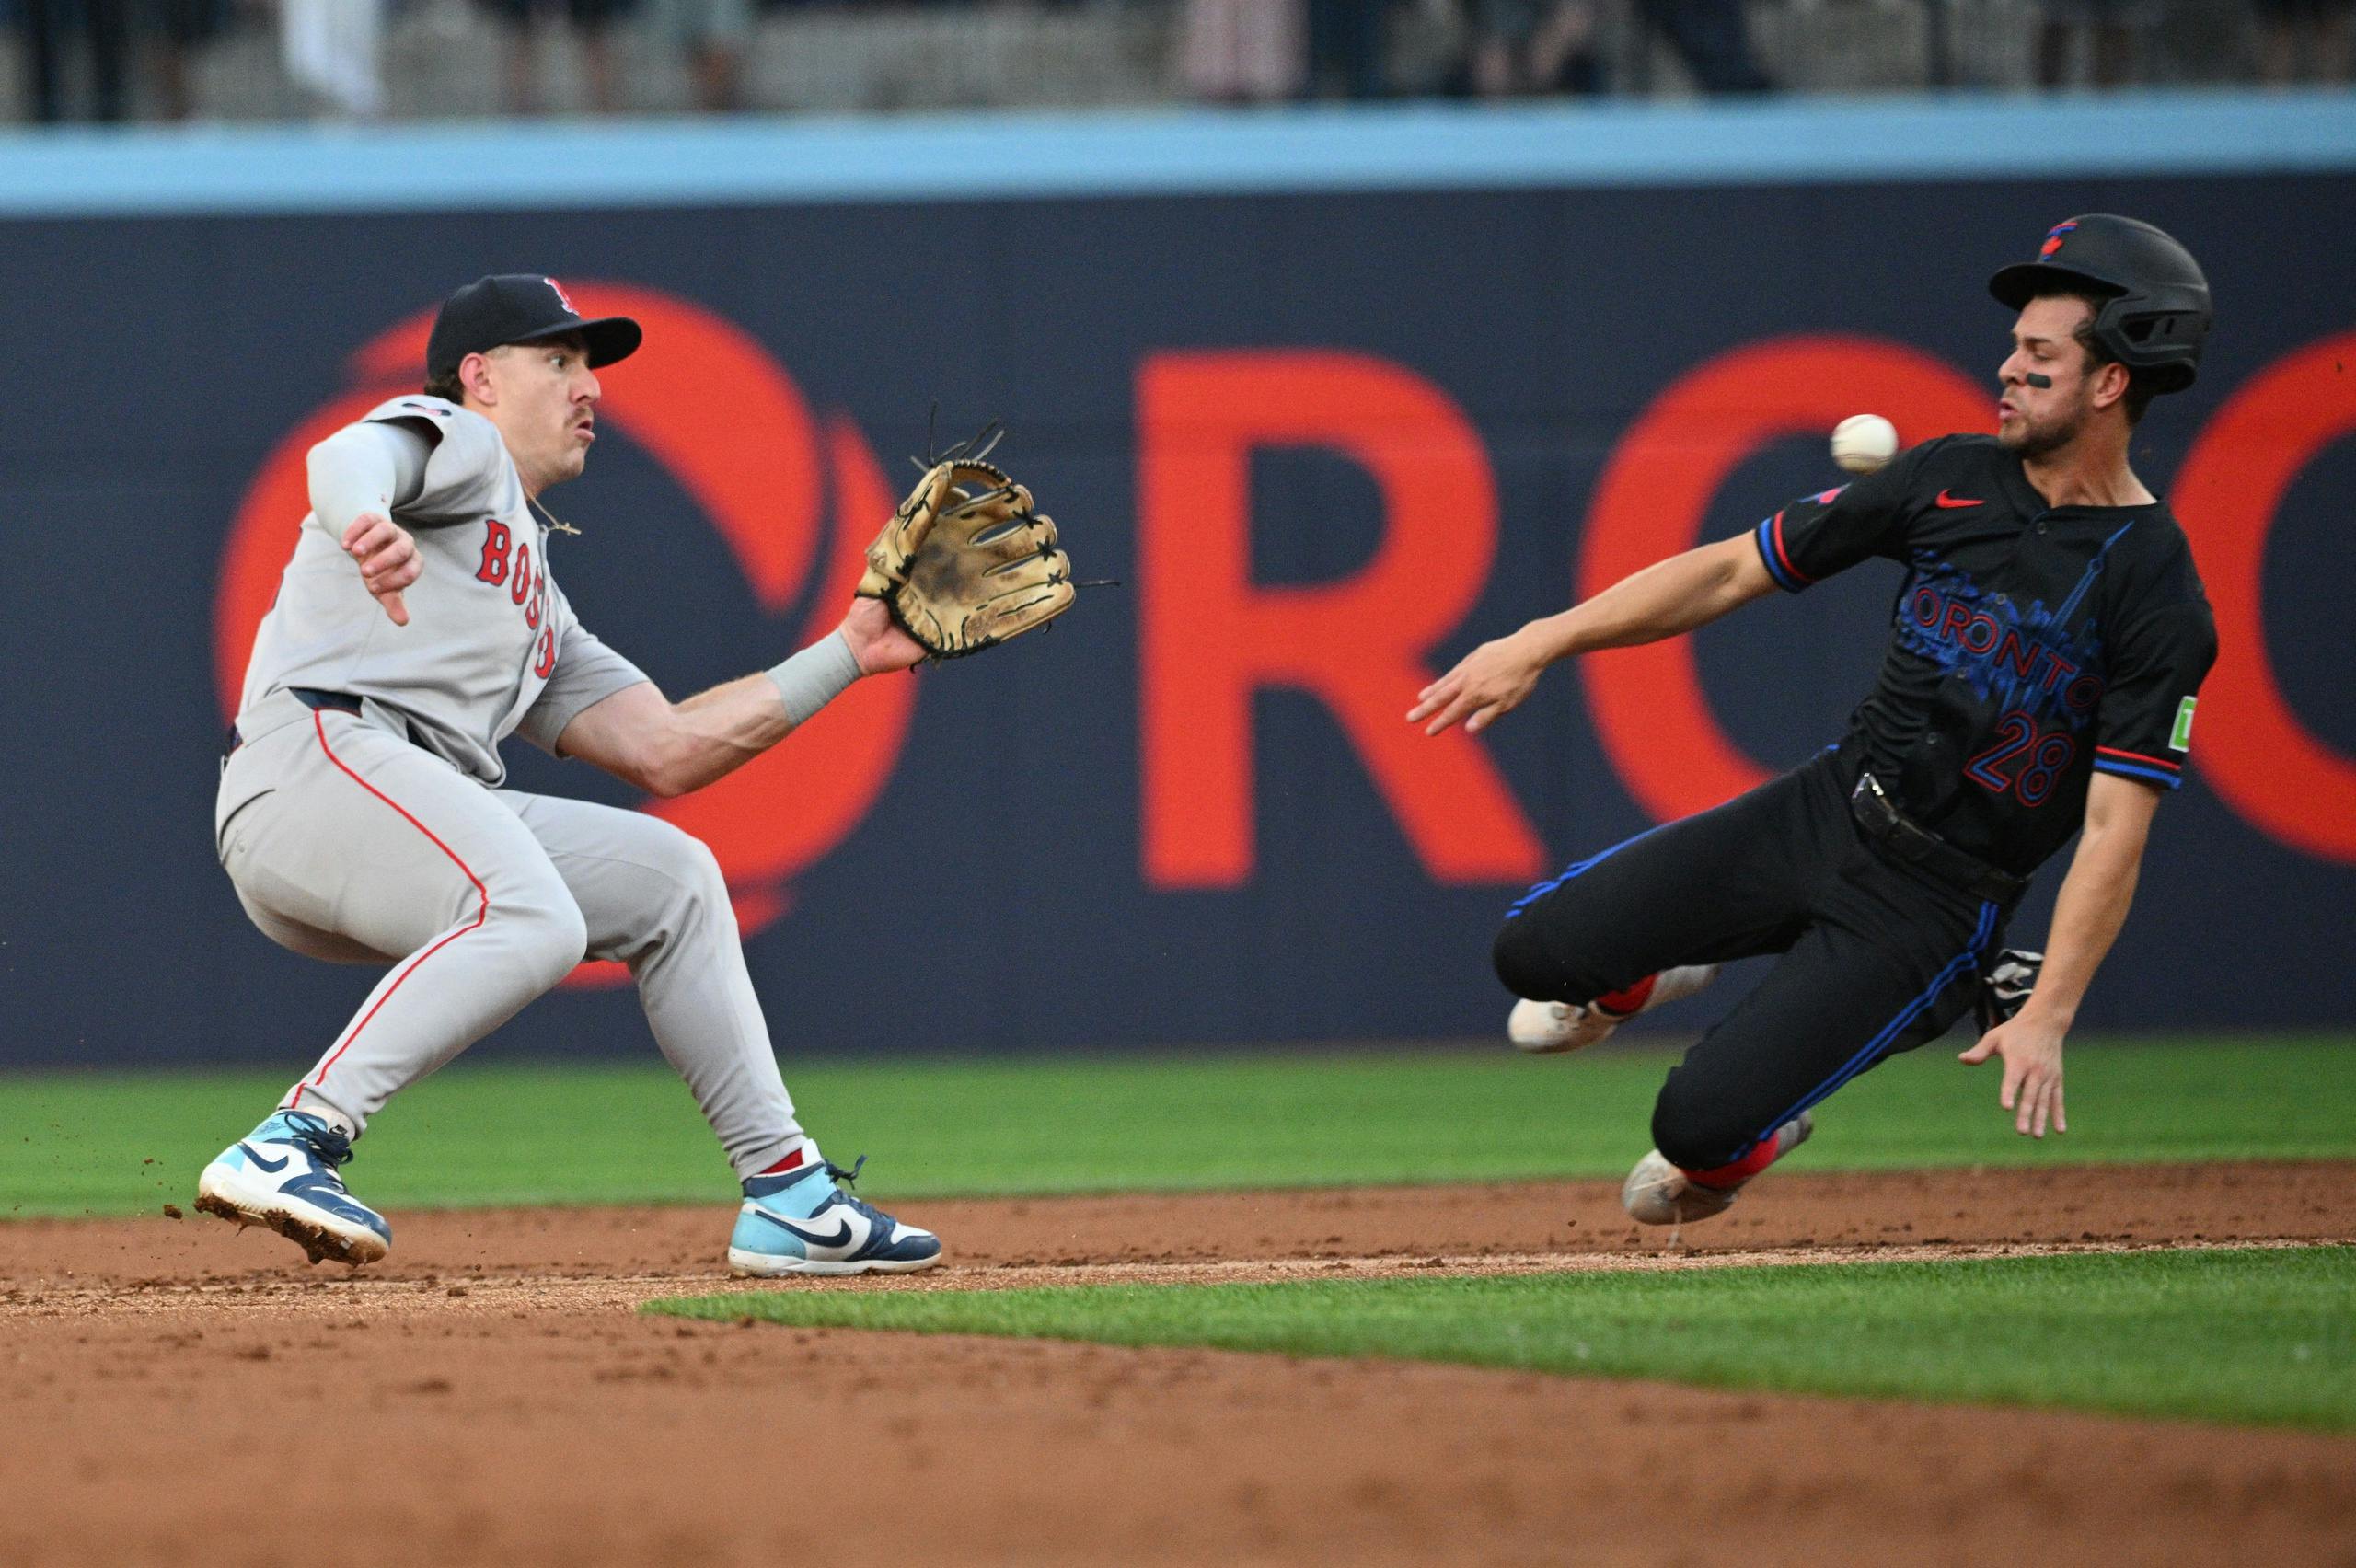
[1409,214,2218,1225]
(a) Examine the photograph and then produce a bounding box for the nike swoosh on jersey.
[1934,490,1985,509]
[238,1143,293,1173]
[746,1208,856,1250]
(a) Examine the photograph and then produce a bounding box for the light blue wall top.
[2,90,2350,217]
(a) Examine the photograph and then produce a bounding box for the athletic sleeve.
[306,421,429,539]
[363,397,515,525]
[2090,598,2217,793]
[1751,438,1944,593]
[515,613,654,757]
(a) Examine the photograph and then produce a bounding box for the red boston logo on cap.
[544,275,579,314]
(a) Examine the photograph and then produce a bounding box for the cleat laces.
[816,1156,899,1240]
[279,1113,357,1176]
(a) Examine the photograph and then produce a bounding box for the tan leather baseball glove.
[857,433,1076,660]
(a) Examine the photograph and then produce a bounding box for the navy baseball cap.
[425,273,642,380]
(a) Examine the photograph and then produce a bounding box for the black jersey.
[1750,434,2217,877]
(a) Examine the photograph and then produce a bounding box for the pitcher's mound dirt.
[3,1162,2351,1567]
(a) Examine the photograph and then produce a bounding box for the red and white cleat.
[1506,964,1719,1055]
[1622,1111,1815,1227]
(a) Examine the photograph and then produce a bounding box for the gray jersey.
[237,396,649,785]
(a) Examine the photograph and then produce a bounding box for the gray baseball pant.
[214,689,805,1177]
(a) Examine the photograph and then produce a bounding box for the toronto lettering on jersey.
[1898,567,2106,721]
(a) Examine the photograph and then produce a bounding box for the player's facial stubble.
[475,337,600,498]
[1996,374,2093,460]
[1997,300,2098,461]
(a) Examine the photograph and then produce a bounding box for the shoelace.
[817,1155,902,1234]
[279,1111,357,1170]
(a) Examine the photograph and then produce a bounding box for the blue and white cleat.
[728,1157,942,1278]
[195,1111,391,1266]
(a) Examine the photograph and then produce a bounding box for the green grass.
[652,1246,2356,1432]
[6,1035,2353,1218]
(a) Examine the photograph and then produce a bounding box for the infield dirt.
[6,1161,2352,1566]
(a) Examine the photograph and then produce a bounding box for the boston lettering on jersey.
[474,519,558,677]
[1750,433,2217,878]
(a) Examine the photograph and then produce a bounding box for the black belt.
[1848,771,2027,905]
[224,687,362,758]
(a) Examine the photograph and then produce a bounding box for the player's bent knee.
[1649,1074,1758,1172]
[505,896,590,992]
[678,835,728,905]
[1491,913,1609,1005]
[1492,919,1553,999]
[641,823,731,920]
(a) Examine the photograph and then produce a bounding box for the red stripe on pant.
[289,709,490,1113]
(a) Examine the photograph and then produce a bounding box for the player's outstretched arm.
[1408,534,1776,736]
[554,595,925,798]
[1958,772,2162,1137]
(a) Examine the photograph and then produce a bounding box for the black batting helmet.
[1989,214,2211,393]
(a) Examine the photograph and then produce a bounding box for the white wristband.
[767,631,861,726]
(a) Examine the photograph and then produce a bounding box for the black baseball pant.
[1493,747,2010,1171]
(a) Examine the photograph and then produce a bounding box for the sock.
[278,1094,357,1140]
[1594,974,1659,1018]
[1682,1136,1784,1191]
[752,1138,815,1179]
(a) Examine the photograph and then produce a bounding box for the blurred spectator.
[479,0,635,115]
[2258,0,2354,83]
[645,0,752,112]
[2036,0,2148,88]
[1633,0,1770,94]
[19,0,133,122]
[1469,0,1600,96]
[1306,0,1385,98]
[148,0,229,121]
[1179,0,1306,102]
[17,0,228,123]
[282,0,386,119]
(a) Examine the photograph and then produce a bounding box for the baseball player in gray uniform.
[198,274,940,1275]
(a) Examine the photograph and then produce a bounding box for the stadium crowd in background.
[5,0,2349,123]
[10,0,226,121]
[1180,0,1770,99]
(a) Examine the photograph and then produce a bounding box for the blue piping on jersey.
[2050,520,2139,628]
[2092,756,2184,790]
[1734,898,2000,1158]
[1504,824,1665,918]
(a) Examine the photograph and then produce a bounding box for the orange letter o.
[1578,336,1991,822]
[2171,332,2356,864]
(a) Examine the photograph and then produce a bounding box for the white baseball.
[1830,413,1899,475]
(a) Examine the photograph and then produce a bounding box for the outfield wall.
[6,94,2352,1066]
